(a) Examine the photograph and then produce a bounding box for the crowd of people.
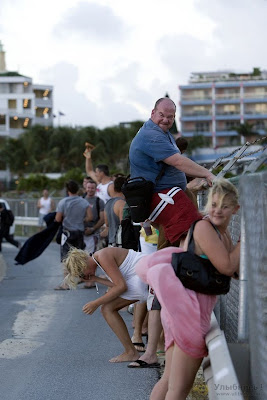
[2,97,241,400]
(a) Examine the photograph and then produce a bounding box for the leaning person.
[63,246,148,363]
[135,178,241,400]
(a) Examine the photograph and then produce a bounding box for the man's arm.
[55,211,63,223]
[107,182,115,197]
[163,153,215,185]
[50,199,55,212]
[84,148,98,183]
[85,210,105,236]
[100,210,109,238]
[113,199,126,222]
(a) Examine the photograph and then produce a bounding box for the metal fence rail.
[239,171,267,400]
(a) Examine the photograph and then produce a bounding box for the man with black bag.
[126,98,215,369]
[127,97,215,245]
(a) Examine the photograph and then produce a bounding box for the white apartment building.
[179,69,267,148]
[0,41,53,138]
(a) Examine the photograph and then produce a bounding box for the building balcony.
[180,97,212,106]
[243,96,267,103]
[35,98,53,108]
[33,116,53,126]
[244,113,267,119]
[181,130,211,138]
[180,114,212,122]
[215,97,240,104]
[215,114,241,121]
[181,130,239,138]
[7,109,35,119]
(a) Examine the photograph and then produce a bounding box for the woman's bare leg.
[101,297,140,363]
[150,344,174,400]
[131,302,147,351]
[165,344,202,400]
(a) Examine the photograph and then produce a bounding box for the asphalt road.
[0,240,159,400]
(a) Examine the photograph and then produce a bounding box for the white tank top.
[39,197,52,215]
[96,181,113,203]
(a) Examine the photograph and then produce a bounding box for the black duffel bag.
[171,221,231,295]
[121,177,154,223]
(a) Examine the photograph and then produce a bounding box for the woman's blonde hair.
[204,178,239,213]
[62,247,90,289]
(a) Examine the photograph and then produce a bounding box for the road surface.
[0,240,158,400]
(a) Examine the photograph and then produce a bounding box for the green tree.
[235,122,259,138]
[186,135,210,155]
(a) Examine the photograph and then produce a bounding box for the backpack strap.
[96,197,100,219]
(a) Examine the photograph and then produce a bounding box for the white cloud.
[53,1,129,42]
[1,0,267,129]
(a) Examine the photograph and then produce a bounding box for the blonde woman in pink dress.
[135,178,241,400]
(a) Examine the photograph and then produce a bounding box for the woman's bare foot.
[109,350,139,363]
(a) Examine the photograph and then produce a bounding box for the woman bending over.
[63,246,148,363]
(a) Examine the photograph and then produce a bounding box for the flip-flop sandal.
[132,342,145,352]
[127,360,160,369]
[54,285,70,290]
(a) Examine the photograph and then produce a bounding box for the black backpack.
[4,210,15,226]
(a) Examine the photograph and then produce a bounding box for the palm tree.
[235,122,259,144]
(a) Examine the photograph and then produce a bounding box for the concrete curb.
[0,253,7,282]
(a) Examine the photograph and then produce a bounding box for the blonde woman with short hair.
[63,246,148,363]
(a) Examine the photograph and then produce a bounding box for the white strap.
[148,187,181,222]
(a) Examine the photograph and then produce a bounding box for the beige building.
[0,41,53,138]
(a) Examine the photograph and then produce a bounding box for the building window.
[195,122,210,132]
[192,106,210,115]
[8,99,17,109]
[254,121,265,130]
[192,90,210,100]
[0,114,5,125]
[254,103,267,114]
[225,121,238,130]
[223,105,237,114]
[23,99,31,109]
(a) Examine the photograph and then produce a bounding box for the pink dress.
[135,247,217,359]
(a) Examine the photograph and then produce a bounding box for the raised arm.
[83,148,98,183]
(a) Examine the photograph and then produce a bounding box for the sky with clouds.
[0,0,267,129]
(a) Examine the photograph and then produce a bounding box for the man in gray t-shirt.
[54,180,92,290]
[84,180,105,254]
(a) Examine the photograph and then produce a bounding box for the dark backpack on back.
[4,210,15,226]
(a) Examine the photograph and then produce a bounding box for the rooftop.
[189,68,267,83]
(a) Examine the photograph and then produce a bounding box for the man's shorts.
[150,188,202,244]
[147,286,161,311]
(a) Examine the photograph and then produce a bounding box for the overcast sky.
[1,0,267,129]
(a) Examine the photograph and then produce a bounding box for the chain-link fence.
[239,171,267,400]
[5,198,61,217]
